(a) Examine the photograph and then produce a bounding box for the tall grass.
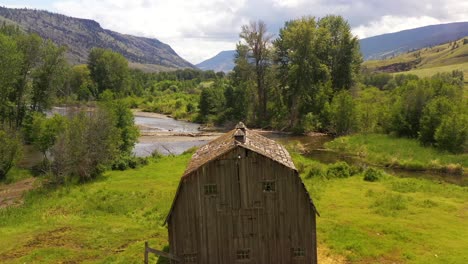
[325,134,467,174]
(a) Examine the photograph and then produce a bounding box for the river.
[22,107,465,185]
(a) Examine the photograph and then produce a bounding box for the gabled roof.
[182,122,296,177]
[165,123,318,224]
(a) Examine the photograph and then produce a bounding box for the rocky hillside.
[0,7,193,70]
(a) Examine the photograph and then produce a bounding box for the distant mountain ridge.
[196,50,236,72]
[0,7,194,70]
[360,22,468,60]
[197,22,468,72]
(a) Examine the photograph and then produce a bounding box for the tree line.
[0,25,139,182]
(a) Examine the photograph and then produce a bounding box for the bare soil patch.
[0,178,37,208]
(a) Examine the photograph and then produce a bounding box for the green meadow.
[1,151,467,263]
[326,134,468,177]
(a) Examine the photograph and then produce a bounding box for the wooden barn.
[165,122,318,264]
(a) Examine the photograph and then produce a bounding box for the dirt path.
[318,245,347,264]
[0,178,37,208]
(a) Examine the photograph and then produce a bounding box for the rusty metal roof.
[183,123,296,177]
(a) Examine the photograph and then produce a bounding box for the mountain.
[360,22,468,60]
[197,22,468,72]
[0,7,193,70]
[196,50,236,72]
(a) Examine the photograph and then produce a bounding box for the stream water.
[22,107,465,185]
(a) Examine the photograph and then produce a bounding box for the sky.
[2,0,468,64]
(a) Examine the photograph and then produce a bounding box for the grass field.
[325,134,468,176]
[1,152,467,263]
[363,38,468,71]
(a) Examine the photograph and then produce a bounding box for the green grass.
[0,154,191,263]
[1,152,467,263]
[325,134,468,175]
[397,62,468,78]
[2,167,33,184]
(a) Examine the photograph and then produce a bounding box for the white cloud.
[352,16,442,39]
[48,0,468,63]
[53,0,247,63]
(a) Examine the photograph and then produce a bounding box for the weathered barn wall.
[168,147,317,264]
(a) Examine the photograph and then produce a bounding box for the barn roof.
[182,122,296,177]
[165,123,318,224]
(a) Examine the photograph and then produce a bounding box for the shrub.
[326,162,351,178]
[306,164,324,179]
[151,149,163,160]
[434,114,467,153]
[363,167,383,182]
[0,129,23,181]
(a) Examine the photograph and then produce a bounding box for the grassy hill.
[0,153,467,263]
[0,7,193,70]
[363,37,468,75]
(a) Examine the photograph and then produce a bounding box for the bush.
[306,164,324,179]
[434,114,467,153]
[0,129,23,181]
[326,162,351,178]
[363,167,383,182]
[151,149,163,160]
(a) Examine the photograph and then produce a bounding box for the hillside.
[0,7,193,70]
[360,22,468,60]
[363,37,468,77]
[196,50,236,72]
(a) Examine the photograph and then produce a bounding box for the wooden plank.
[147,247,182,262]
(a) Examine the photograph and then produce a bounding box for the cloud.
[49,0,468,63]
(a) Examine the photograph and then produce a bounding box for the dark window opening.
[292,248,305,258]
[236,249,250,260]
[183,253,197,262]
[262,181,276,192]
[204,184,217,195]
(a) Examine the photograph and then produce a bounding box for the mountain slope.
[196,50,236,72]
[0,7,193,70]
[363,37,468,73]
[360,22,468,60]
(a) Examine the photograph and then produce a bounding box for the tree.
[434,114,467,153]
[51,108,120,182]
[30,113,67,161]
[419,97,453,145]
[69,65,97,100]
[317,15,361,91]
[13,33,42,128]
[274,17,329,129]
[238,20,273,124]
[31,40,68,112]
[88,48,129,97]
[0,34,22,126]
[330,90,359,135]
[198,84,225,122]
[0,129,22,181]
[103,101,139,154]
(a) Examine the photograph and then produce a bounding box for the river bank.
[325,134,467,184]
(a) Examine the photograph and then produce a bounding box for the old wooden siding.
[169,147,317,264]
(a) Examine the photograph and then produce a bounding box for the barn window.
[236,249,250,260]
[262,181,276,192]
[183,253,197,262]
[291,248,305,257]
[204,184,217,195]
